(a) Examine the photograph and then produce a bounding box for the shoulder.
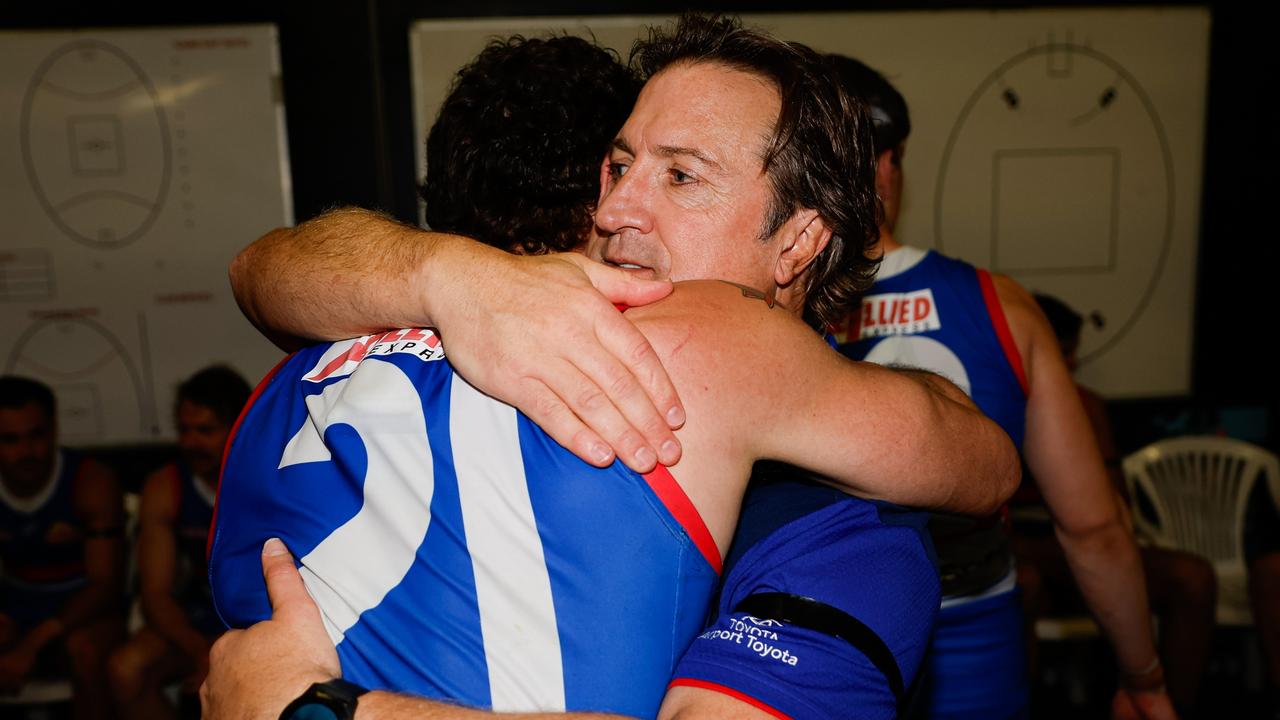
[72,456,121,521]
[626,281,835,378]
[140,463,181,520]
[987,272,1054,361]
[624,281,840,434]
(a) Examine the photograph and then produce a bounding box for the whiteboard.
[410,8,1209,398]
[1,25,292,444]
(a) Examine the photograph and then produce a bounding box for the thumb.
[261,538,313,619]
[575,258,673,307]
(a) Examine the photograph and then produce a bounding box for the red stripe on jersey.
[207,353,293,562]
[977,270,1029,397]
[668,678,793,719]
[643,466,722,575]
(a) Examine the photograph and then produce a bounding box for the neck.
[0,470,53,500]
[875,223,903,256]
[773,285,807,322]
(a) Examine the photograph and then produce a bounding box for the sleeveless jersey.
[0,449,89,626]
[209,329,720,718]
[838,247,1027,599]
[672,470,938,719]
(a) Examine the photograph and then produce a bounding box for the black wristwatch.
[279,678,368,720]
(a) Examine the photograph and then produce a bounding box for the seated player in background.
[107,366,250,719]
[0,375,125,719]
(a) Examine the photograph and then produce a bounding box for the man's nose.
[595,168,652,236]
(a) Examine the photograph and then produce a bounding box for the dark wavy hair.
[0,375,55,418]
[421,35,641,254]
[176,365,251,427]
[826,54,911,157]
[630,14,881,329]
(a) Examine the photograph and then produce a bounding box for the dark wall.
[4,1,1274,449]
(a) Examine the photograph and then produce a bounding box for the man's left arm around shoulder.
[201,540,627,720]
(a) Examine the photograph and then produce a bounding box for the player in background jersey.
[107,366,250,719]
[828,57,1175,720]
[202,18,1017,720]
[0,375,125,720]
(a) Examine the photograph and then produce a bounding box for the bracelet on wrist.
[1121,657,1165,692]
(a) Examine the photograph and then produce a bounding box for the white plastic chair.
[1123,435,1279,626]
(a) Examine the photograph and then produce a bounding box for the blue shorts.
[923,584,1029,720]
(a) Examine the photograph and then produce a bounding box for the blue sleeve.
[668,496,939,720]
[671,611,897,720]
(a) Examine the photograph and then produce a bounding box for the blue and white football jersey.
[209,329,720,718]
[838,247,1027,448]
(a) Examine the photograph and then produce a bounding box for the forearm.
[15,618,63,655]
[52,578,121,639]
[230,207,471,347]
[1056,519,1159,676]
[355,692,625,719]
[143,594,210,657]
[890,369,1020,514]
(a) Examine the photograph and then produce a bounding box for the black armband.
[734,592,905,703]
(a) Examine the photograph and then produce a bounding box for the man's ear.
[774,209,833,287]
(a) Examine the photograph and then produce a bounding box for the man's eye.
[608,162,629,179]
[670,169,694,184]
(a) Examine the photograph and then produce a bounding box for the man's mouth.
[605,259,658,280]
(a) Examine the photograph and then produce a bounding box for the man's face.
[177,400,232,480]
[0,402,56,492]
[588,62,784,291]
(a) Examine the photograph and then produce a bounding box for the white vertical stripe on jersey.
[280,360,437,645]
[449,374,566,712]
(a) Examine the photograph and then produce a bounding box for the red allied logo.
[852,289,941,339]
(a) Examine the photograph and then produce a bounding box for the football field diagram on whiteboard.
[934,40,1175,368]
[20,40,173,250]
[1,26,292,444]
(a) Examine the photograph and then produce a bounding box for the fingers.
[261,538,313,620]
[581,318,683,467]
[563,257,685,450]
[519,369,662,473]
[573,254,674,308]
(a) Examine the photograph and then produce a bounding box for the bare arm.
[657,685,775,719]
[231,206,686,474]
[62,461,125,629]
[631,281,1020,518]
[16,461,124,654]
[137,470,213,672]
[994,275,1170,706]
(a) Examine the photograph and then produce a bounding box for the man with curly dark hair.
[422,35,640,256]
[206,17,1017,720]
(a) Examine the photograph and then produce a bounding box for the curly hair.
[630,14,882,329]
[421,35,641,255]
